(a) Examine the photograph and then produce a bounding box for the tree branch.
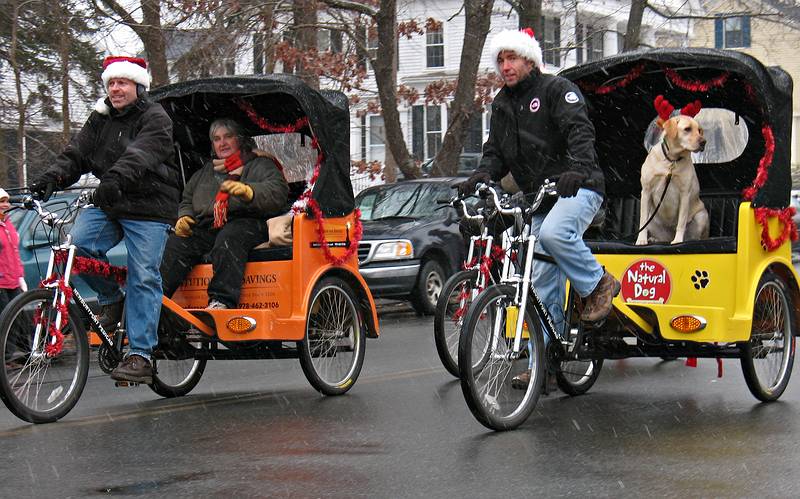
[318,0,378,17]
[645,2,781,20]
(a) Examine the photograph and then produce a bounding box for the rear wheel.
[434,270,479,377]
[410,259,445,316]
[556,292,603,396]
[150,352,207,398]
[299,277,366,395]
[459,284,544,431]
[740,271,795,402]
[0,289,89,423]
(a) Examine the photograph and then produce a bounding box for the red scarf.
[213,152,244,228]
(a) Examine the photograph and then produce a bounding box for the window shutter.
[412,106,425,161]
[742,16,751,47]
[714,17,723,48]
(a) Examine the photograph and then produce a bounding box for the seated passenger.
[160,118,289,309]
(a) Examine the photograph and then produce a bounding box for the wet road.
[1,305,799,497]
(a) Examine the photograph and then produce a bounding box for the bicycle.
[433,186,516,378]
[457,181,603,431]
[0,192,204,423]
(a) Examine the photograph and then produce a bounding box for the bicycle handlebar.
[475,180,557,216]
[18,190,94,228]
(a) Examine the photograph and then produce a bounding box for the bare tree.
[431,0,495,177]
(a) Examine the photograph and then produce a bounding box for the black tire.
[434,270,479,377]
[410,259,445,316]
[299,277,366,395]
[740,271,796,402]
[556,297,603,396]
[149,356,207,398]
[459,284,544,431]
[0,289,89,423]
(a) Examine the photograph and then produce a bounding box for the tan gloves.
[175,216,196,237]
[221,180,254,202]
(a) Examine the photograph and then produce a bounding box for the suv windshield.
[357,183,449,221]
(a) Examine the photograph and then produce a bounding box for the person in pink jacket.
[0,188,26,312]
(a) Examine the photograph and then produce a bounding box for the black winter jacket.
[477,72,604,203]
[178,153,289,227]
[45,95,180,224]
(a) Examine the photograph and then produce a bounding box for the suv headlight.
[372,240,414,261]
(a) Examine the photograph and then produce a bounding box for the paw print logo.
[691,270,709,290]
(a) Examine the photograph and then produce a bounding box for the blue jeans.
[70,208,170,360]
[531,188,605,340]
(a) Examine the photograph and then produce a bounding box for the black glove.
[93,180,122,208]
[556,171,587,198]
[29,174,60,202]
[457,171,492,196]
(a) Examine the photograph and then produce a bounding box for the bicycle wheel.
[434,269,479,377]
[150,354,206,398]
[458,284,544,431]
[299,277,366,395]
[740,271,795,402]
[556,314,603,396]
[0,289,89,423]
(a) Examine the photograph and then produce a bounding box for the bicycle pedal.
[114,380,140,388]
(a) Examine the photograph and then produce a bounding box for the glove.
[556,171,587,198]
[30,174,60,202]
[175,216,196,238]
[92,180,122,208]
[221,180,254,202]
[457,171,492,196]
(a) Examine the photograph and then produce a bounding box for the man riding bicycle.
[459,28,620,387]
[30,56,180,384]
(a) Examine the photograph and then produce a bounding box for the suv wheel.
[410,260,445,316]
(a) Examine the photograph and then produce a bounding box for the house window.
[368,115,385,162]
[367,26,379,60]
[318,29,343,53]
[539,16,561,67]
[463,112,484,154]
[426,25,444,68]
[715,16,751,48]
[224,58,236,75]
[576,23,604,64]
[411,105,443,160]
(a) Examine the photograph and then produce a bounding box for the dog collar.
[661,139,679,164]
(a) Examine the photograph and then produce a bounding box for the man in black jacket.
[460,28,620,347]
[30,56,180,384]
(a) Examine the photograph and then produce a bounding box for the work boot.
[110,354,153,384]
[511,371,558,394]
[97,300,124,333]
[581,270,621,323]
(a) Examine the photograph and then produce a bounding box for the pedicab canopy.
[560,48,793,210]
[150,74,354,218]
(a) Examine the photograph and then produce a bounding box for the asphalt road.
[1,305,799,497]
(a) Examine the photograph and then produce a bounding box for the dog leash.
[624,139,678,238]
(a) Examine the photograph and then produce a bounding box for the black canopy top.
[150,74,354,217]
[559,48,793,208]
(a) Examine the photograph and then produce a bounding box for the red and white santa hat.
[101,56,151,91]
[490,28,544,73]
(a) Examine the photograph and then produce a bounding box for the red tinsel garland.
[754,206,798,251]
[34,278,73,357]
[307,200,363,266]
[53,252,127,284]
[578,63,645,95]
[663,68,730,92]
[742,125,776,201]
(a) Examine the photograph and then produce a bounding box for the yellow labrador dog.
[636,112,709,245]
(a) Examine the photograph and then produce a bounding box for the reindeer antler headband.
[653,95,702,127]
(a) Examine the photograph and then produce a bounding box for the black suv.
[355,178,467,315]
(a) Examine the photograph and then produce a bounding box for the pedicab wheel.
[149,355,207,398]
[556,357,603,396]
[434,270,479,378]
[458,284,544,431]
[299,277,366,396]
[410,259,445,316]
[740,271,796,402]
[0,289,89,423]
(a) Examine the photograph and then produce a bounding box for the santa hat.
[490,28,544,73]
[101,56,150,90]
[95,56,151,114]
